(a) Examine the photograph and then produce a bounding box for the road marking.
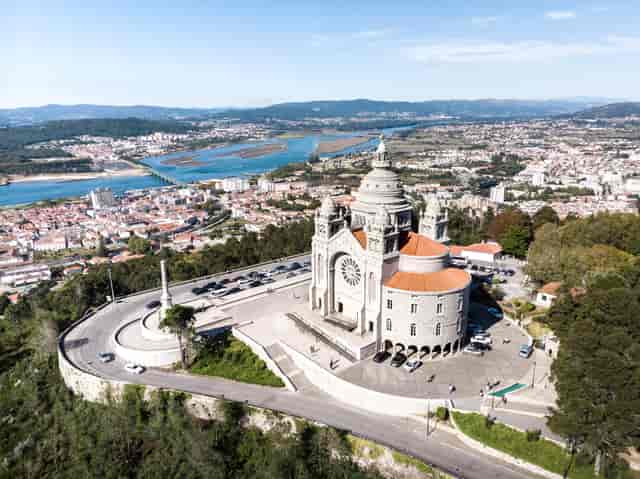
[288,369,303,377]
[274,355,288,362]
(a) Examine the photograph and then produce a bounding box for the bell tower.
[420,195,449,243]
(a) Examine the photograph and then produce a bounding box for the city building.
[489,183,506,204]
[0,263,52,287]
[89,187,116,210]
[309,136,471,357]
[222,177,250,192]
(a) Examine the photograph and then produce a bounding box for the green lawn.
[190,332,285,388]
[452,411,597,479]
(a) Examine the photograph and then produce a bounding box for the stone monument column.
[160,259,173,318]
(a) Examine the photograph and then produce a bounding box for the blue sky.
[2,0,639,108]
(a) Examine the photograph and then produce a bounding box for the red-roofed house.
[535,282,562,308]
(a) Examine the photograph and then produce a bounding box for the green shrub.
[526,429,541,442]
[436,406,449,421]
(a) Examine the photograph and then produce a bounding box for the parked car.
[219,278,231,285]
[203,281,217,290]
[472,330,491,338]
[226,287,242,295]
[124,363,145,374]
[145,300,161,309]
[191,287,206,295]
[97,352,115,363]
[403,358,422,373]
[390,352,407,367]
[519,344,533,358]
[487,307,503,319]
[210,287,229,297]
[463,345,484,356]
[372,351,391,363]
[248,280,262,288]
[288,262,302,271]
[471,335,492,345]
[239,278,253,286]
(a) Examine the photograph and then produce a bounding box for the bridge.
[145,167,184,186]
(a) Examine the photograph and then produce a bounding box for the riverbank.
[317,136,372,154]
[7,168,151,184]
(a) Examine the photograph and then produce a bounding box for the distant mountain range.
[217,98,612,122]
[570,102,640,119]
[0,104,226,126]
[0,98,629,126]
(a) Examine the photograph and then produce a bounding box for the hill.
[0,104,225,126]
[571,102,640,119]
[216,98,607,122]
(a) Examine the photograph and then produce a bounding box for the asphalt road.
[62,253,544,479]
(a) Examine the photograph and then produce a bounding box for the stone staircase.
[266,342,313,391]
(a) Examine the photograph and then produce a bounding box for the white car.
[403,358,422,373]
[210,287,228,297]
[97,352,115,363]
[124,363,145,374]
[471,335,492,345]
[463,345,484,356]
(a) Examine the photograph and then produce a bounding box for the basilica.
[309,136,471,357]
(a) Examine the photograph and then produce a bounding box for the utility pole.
[426,399,431,437]
[107,266,116,303]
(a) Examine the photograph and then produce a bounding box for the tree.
[160,305,196,368]
[95,237,107,257]
[128,236,152,255]
[0,294,10,316]
[501,224,533,258]
[547,281,640,475]
[532,206,559,231]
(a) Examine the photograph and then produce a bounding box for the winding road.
[60,255,545,479]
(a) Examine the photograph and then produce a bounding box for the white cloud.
[405,36,640,63]
[471,16,499,26]
[545,10,577,20]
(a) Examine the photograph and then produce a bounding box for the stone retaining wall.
[280,341,447,416]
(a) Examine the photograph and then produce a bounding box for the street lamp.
[531,360,537,388]
[107,265,116,303]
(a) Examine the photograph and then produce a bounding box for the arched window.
[435,323,441,336]
[410,323,416,336]
[386,318,392,331]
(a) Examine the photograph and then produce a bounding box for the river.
[0,126,413,207]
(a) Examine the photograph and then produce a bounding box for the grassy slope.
[190,334,284,388]
[452,411,596,479]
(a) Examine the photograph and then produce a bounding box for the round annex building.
[308,135,472,359]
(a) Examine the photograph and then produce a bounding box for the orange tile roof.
[539,281,562,295]
[399,232,448,257]
[385,268,471,293]
[451,242,503,255]
[352,229,367,249]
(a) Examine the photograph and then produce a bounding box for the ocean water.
[0,126,413,207]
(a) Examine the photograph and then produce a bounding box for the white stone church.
[309,136,471,357]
